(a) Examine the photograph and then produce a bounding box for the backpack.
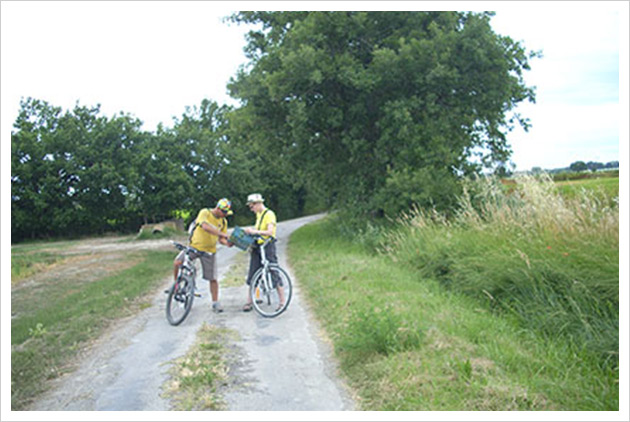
[188,209,226,243]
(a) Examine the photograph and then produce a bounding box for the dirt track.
[26,214,355,412]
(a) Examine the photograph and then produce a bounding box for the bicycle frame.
[178,250,197,288]
[258,238,274,292]
[249,237,292,317]
[167,241,212,325]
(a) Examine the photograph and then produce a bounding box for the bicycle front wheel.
[166,275,194,325]
[250,265,292,318]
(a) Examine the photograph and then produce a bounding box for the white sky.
[2,1,627,172]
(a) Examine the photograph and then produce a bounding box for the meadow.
[288,173,619,410]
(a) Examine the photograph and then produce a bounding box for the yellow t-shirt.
[190,208,227,253]
[255,207,277,243]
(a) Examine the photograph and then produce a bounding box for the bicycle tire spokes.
[250,266,293,318]
[166,242,204,326]
[166,275,194,325]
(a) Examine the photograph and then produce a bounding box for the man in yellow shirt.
[174,198,234,313]
[242,193,285,312]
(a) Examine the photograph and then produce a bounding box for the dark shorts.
[246,241,280,286]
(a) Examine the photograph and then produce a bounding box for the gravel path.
[27,213,355,412]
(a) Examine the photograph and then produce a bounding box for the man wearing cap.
[242,193,285,312]
[174,198,234,313]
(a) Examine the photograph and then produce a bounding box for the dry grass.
[161,323,239,410]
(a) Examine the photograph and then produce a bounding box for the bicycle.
[248,237,293,318]
[165,241,211,326]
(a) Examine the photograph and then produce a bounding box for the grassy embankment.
[10,237,176,410]
[288,174,619,410]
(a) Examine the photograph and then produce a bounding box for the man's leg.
[277,285,285,306]
[209,279,219,302]
[267,243,284,306]
[244,248,261,309]
[173,252,184,281]
[173,260,182,281]
[201,254,222,313]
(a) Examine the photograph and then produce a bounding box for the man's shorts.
[246,242,282,287]
[176,250,217,281]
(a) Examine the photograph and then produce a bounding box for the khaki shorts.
[176,250,217,281]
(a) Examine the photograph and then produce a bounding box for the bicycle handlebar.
[251,235,278,246]
[170,240,214,257]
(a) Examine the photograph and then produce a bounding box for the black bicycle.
[165,241,210,325]
[249,237,293,318]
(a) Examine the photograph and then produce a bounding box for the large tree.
[228,11,537,216]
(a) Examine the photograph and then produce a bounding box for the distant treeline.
[530,161,619,175]
[12,11,537,242]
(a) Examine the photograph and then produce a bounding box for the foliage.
[11,98,151,240]
[10,96,322,242]
[229,11,537,216]
[569,161,588,172]
[12,12,539,240]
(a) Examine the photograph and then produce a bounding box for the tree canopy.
[11,11,537,241]
[228,11,536,215]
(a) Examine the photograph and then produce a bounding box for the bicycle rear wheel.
[166,274,194,325]
[250,265,292,318]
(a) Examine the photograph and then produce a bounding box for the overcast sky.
[1,1,627,172]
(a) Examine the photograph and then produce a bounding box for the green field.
[555,176,619,201]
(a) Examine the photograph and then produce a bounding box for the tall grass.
[382,174,619,372]
[290,217,618,409]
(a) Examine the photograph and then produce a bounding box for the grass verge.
[221,249,250,288]
[161,323,239,410]
[10,248,173,410]
[288,214,618,410]
[11,251,65,283]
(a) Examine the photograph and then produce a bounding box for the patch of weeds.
[162,323,239,410]
[453,358,473,382]
[221,251,250,288]
[339,303,424,358]
[28,323,47,338]
[11,252,65,283]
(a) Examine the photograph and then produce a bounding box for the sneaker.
[212,302,224,313]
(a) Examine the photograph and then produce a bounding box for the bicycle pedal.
[194,293,202,297]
